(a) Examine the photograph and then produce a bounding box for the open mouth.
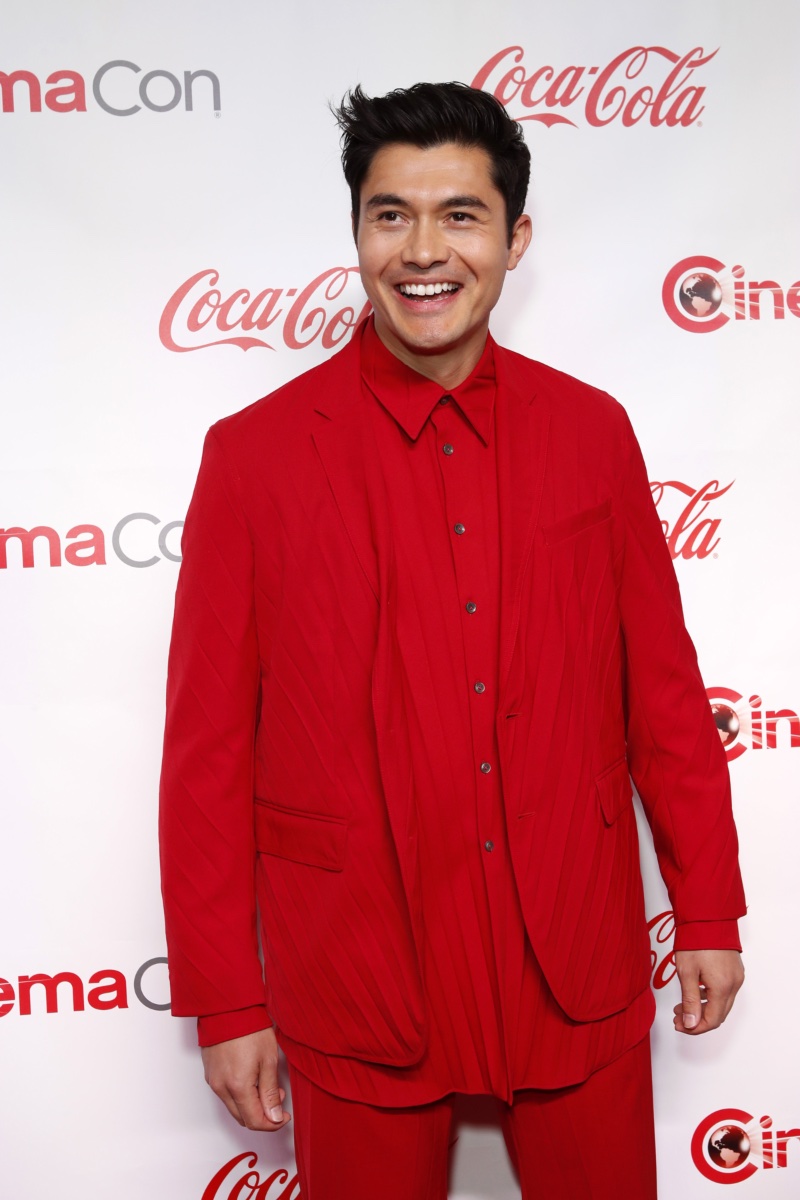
[396,282,461,302]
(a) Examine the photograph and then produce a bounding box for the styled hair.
[331,82,531,245]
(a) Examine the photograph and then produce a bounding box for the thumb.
[681,980,703,1030]
[258,1073,286,1124]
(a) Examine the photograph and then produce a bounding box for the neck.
[372,318,488,391]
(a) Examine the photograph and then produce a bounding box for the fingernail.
[268,1106,283,1121]
[683,1013,698,1028]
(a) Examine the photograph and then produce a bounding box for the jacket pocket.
[254,799,348,871]
[542,497,613,545]
[595,756,633,825]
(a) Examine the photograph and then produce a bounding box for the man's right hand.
[201,1026,292,1132]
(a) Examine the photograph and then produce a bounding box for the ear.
[507,213,532,271]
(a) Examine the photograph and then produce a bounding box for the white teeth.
[399,282,458,296]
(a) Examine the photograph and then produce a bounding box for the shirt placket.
[430,393,515,1102]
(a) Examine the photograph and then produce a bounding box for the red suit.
[158,316,745,1130]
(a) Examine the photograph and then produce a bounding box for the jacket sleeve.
[158,426,272,1042]
[611,407,747,946]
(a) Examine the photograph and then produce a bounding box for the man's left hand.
[673,949,745,1035]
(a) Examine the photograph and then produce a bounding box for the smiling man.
[159,82,746,1199]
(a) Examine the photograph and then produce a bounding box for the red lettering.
[18,972,85,1015]
[647,911,677,989]
[786,283,800,317]
[241,289,284,332]
[44,70,86,113]
[470,45,524,92]
[202,1153,258,1200]
[88,970,129,1011]
[651,48,716,127]
[545,65,584,108]
[749,281,784,320]
[0,978,15,1018]
[0,526,61,568]
[64,524,106,566]
[0,70,41,112]
[283,267,361,350]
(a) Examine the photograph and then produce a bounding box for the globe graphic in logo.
[707,1124,751,1170]
[711,702,740,748]
[679,272,723,318]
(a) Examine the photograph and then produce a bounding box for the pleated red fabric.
[161,315,744,1089]
[273,320,655,1103]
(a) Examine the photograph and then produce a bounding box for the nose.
[401,215,448,269]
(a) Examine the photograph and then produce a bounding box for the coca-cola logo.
[706,688,800,761]
[471,45,715,128]
[0,513,183,570]
[648,911,677,990]
[663,256,800,332]
[202,1153,299,1200]
[0,62,220,115]
[691,1109,800,1181]
[651,479,732,560]
[159,267,371,354]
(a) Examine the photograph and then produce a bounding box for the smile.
[397,282,461,299]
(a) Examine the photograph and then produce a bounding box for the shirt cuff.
[197,1005,273,1048]
[673,919,742,953]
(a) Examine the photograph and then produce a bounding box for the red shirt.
[197,318,739,1103]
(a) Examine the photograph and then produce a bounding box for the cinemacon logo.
[663,256,800,332]
[692,1109,800,1182]
[0,957,168,1017]
[0,514,182,568]
[708,688,800,761]
[0,61,220,115]
[472,44,715,128]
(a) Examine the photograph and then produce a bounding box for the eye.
[375,210,404,223]
[449,212,474,223]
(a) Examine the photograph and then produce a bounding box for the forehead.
[359,142,499,204]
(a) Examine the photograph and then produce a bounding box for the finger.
[258,1072,290,1125]
[231,1080,290,1131]
[213,1087,246,1127]
[679,974,704,1032]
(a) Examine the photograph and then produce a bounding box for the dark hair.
[331,82,530,245]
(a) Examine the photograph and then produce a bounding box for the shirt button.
[443,442,454,455]
[439,395,451,405]
[465,601,477,614]
[484,840,495,852]
[454,523,466,535]
[474,681,486,693]
[480,761,491,773]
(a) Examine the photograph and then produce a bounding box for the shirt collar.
[360,315,497,446]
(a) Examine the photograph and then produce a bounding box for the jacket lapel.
[311,325,381,604]
[494,345,551,708]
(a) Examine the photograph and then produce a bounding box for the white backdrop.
[2,1,799,1195]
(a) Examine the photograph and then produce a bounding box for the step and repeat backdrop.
[2,0,798,1196]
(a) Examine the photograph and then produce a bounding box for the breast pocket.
[542,497,613,546]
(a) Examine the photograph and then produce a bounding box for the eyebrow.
[364,192,491,212]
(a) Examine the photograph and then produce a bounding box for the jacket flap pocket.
[543,497,613,545]
[595,756,633,825]
[254,800,348,871]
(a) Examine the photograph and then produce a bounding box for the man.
[159,82,746,1198]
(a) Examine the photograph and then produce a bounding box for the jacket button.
[465,601,477,613]
[474,681,486,693]
[454,523,466,535]
[484,840,494,852]
[480,761,491,773]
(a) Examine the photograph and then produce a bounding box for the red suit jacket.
[159,321,746,1067]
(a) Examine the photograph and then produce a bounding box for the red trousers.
[288,1033,657,1199]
